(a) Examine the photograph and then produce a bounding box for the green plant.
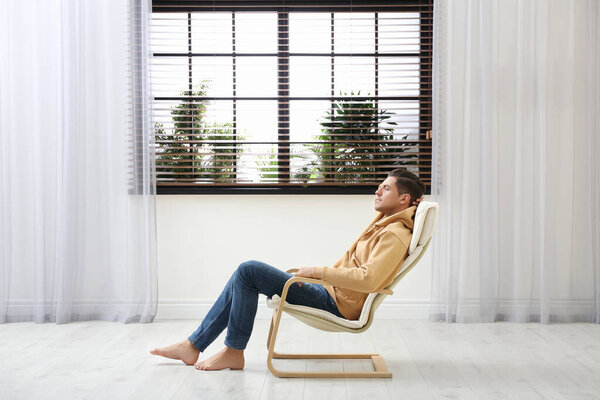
[204,123,238,182]
[312,91,416,183]
[155,84,208,181]
[290,150,319,184]
[259,148,321,184]
[257,148,279,181]
[155,83,242,183]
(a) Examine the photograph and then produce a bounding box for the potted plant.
[155,83,241,183]
[311,91,417,183]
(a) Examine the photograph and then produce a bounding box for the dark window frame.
[152,1,433,195]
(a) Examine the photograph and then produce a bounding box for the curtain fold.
[431,0,600,323]
[0,0,157,323]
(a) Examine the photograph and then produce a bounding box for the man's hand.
[293,267,315,287]
[412,196,424,207]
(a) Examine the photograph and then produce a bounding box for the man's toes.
[201,362,213,370]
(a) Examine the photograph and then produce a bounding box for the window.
[151,1,433,194]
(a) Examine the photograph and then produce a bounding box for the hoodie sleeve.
[313,231,408,293]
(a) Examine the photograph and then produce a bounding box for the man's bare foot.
[194,346,245,371]
[149,340,200,365]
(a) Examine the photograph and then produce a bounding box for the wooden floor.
[1,319,599,400]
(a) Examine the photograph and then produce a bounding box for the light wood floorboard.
[1,320,599,400]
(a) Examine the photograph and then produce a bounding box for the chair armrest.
[286,268,299,273]
[279,273,393,303]
[278,276,330,305]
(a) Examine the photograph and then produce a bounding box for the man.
[150,168,425,371]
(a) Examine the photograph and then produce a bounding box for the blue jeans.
[187,260,344,351]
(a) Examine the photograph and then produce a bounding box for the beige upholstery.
[266,201,439,378]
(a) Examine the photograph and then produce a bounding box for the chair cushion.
[266,295,375,329]
[409,201,438,254]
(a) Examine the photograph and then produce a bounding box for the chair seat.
[266,294,374,330]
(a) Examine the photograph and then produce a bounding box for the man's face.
[374,176,409,217]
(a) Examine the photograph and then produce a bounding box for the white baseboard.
[155,298,432,320]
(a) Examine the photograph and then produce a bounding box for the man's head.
[374,168,426,217]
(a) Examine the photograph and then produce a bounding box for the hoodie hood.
[373,205,416,232]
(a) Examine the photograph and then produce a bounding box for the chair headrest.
[408,201,439,254]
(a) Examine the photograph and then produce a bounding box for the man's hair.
[387,168,426,204]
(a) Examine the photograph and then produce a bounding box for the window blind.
[151,0,433,193]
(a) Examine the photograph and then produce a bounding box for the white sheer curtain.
[431,0,600,323]
[0,0,157,323]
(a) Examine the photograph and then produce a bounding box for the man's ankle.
[225,346,243,354]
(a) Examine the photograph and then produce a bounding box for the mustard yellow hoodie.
[312,206,415,320]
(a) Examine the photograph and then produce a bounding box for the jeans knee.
[237,260,260,279]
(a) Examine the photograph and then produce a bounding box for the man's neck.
[383,205,410,218]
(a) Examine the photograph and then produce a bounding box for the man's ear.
[400,193,410,204]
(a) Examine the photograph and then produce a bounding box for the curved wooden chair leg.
[266,285,392,378]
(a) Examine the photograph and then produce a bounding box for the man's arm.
[299,231,408,293]
[293,211,409,287]
[412,196,424,207]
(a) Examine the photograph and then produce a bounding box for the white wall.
[156,195,432,319]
